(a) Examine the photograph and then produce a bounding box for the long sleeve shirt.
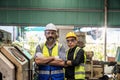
[65,46,84,79]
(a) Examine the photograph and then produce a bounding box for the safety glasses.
[66,39,76,43]
[45,31,56,35]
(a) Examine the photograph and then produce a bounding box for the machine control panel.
[8,48,25,62]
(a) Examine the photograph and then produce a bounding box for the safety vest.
[38,42,64,80]
[67,47,86,79]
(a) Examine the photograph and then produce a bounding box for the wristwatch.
[64,60,67,65]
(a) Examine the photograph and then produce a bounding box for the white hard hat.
[45,23,57,31]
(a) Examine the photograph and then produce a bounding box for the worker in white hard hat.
[34,23,66,80]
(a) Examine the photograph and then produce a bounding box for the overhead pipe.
[0,7,120,12]
[0,7,103,12]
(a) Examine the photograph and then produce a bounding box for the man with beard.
[34,23,66,80]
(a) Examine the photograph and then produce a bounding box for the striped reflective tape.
[38,70,63,74]
[75,71,85,74]
[51,70,63,74]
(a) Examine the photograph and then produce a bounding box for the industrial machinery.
[0,52,15,80]
[0,46,29,80]
[13,44,34,80]
[0,29,11,44]
[0,29,34,80]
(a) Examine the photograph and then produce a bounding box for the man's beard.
[47,37,55,42]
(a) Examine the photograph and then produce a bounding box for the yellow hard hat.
[66,32,77,39]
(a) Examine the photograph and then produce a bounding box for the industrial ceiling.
[0,0,120,27]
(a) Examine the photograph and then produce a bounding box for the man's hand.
[64,60,72,67]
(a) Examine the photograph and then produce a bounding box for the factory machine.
[13,44,34,80]
[0,29,34,80]
[1,46,29,80]
[0,52,15,80]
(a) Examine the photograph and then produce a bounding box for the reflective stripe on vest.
[79,63,85,66]
[37,70,63,74]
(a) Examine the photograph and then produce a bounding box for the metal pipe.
[0,7,103,12]
[13,27,15,41]
[0,7,119,12]
[104,0,108,61]
[109,10,120,12]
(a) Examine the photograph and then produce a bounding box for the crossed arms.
[35,56,65,66]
